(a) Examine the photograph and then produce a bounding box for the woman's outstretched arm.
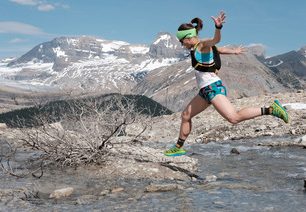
[199,11,226,48]
[218,45,246,54]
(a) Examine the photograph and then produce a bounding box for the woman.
[164,11,289,156]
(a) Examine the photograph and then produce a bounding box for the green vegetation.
[0,93,173,127]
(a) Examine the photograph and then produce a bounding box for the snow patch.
[0,62,54,77]
[129,46,149,54]
[38,45,43,52]
[101,41,128,52]
[53,47,67,57]
[67,38,78,46]
[140,58,180,72]
[0,57,15,63]
[283,103,306,110]
[265,59,283,67]
[153,34,174,48]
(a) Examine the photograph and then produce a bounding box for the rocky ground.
[0,91,306,204]
[136,91,306,144]
[0,91,306,179]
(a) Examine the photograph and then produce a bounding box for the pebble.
[145,184,184,192]
[205,175,217,182]
[230,148,240,154]
[111,187,124,193]
[49,187,74,199]
[100,189,110,196]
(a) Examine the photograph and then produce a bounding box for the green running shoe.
[271,100,289,123]
[164,146,186,157]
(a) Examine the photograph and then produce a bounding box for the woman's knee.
[226,114,241,124]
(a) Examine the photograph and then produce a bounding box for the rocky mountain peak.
[298,46,306,57]
[1,34,186,93]
[246,44,266,59]
[149,32,185,59]
[7,36,136,70]
[152,33,176,48]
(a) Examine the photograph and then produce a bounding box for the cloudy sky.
[1,0,306,58]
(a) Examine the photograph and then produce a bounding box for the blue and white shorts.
[198,80,227,102]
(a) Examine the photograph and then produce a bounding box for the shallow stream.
[1,136,306,211]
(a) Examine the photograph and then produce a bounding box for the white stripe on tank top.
[195,71,221,88]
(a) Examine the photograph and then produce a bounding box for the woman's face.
[181,37,196,50]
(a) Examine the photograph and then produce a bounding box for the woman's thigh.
[183,95,211,119]
[210,94,237,120]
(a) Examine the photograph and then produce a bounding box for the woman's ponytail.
[177,17,203,36]
[191,17,203,33]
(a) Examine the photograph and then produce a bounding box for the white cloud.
[10,0,38,5]
[37,4,55,11]
[0,21,45,35]
[10,0,67,12]
[9,38,27,43]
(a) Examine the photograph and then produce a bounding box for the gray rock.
[100,189,110,196]
[49,187,74,199]
[230,148,240,154]
[205,175,218,182]
[111,187,124,193]
[301,135,306,146]
[145,183,184,192]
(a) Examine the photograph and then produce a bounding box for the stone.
[300,135,306,146]
[255,125,266,132]
[263,132,274,136]
[205,175,217,182]
[49,187,74,199]
[195,137,203,143]
[230,148,240,154]
[111,187,124,193]
[0,123,7,129]
[290,129,296,135]
[100,189,110,196]
[145,184,184,192]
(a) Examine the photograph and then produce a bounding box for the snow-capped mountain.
[263,46,306,89]
[149,32,186,58]
[0,57,16,63]
[2,33,304,111]
[1,33,184,93]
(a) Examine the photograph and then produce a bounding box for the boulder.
[145,183,184,192]
[49,187,74,199]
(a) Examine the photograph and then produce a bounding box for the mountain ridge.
[0,34,305,111]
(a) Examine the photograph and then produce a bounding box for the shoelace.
[167,147,179,153]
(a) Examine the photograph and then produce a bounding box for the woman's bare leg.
[211,95,261,124]
[179,95,211,140]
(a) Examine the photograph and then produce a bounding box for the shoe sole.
[164,152,187,157]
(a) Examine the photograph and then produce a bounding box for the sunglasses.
[179,33,192,44]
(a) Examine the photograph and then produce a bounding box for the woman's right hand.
[211,11,226,28]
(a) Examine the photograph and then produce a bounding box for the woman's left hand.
[234,45,247,54]
[211,11,226,27]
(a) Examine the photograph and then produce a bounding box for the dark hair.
[178,17,203,34]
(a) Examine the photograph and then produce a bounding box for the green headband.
[176,28,197,41]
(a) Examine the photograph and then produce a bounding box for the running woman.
[164,11,289,156]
